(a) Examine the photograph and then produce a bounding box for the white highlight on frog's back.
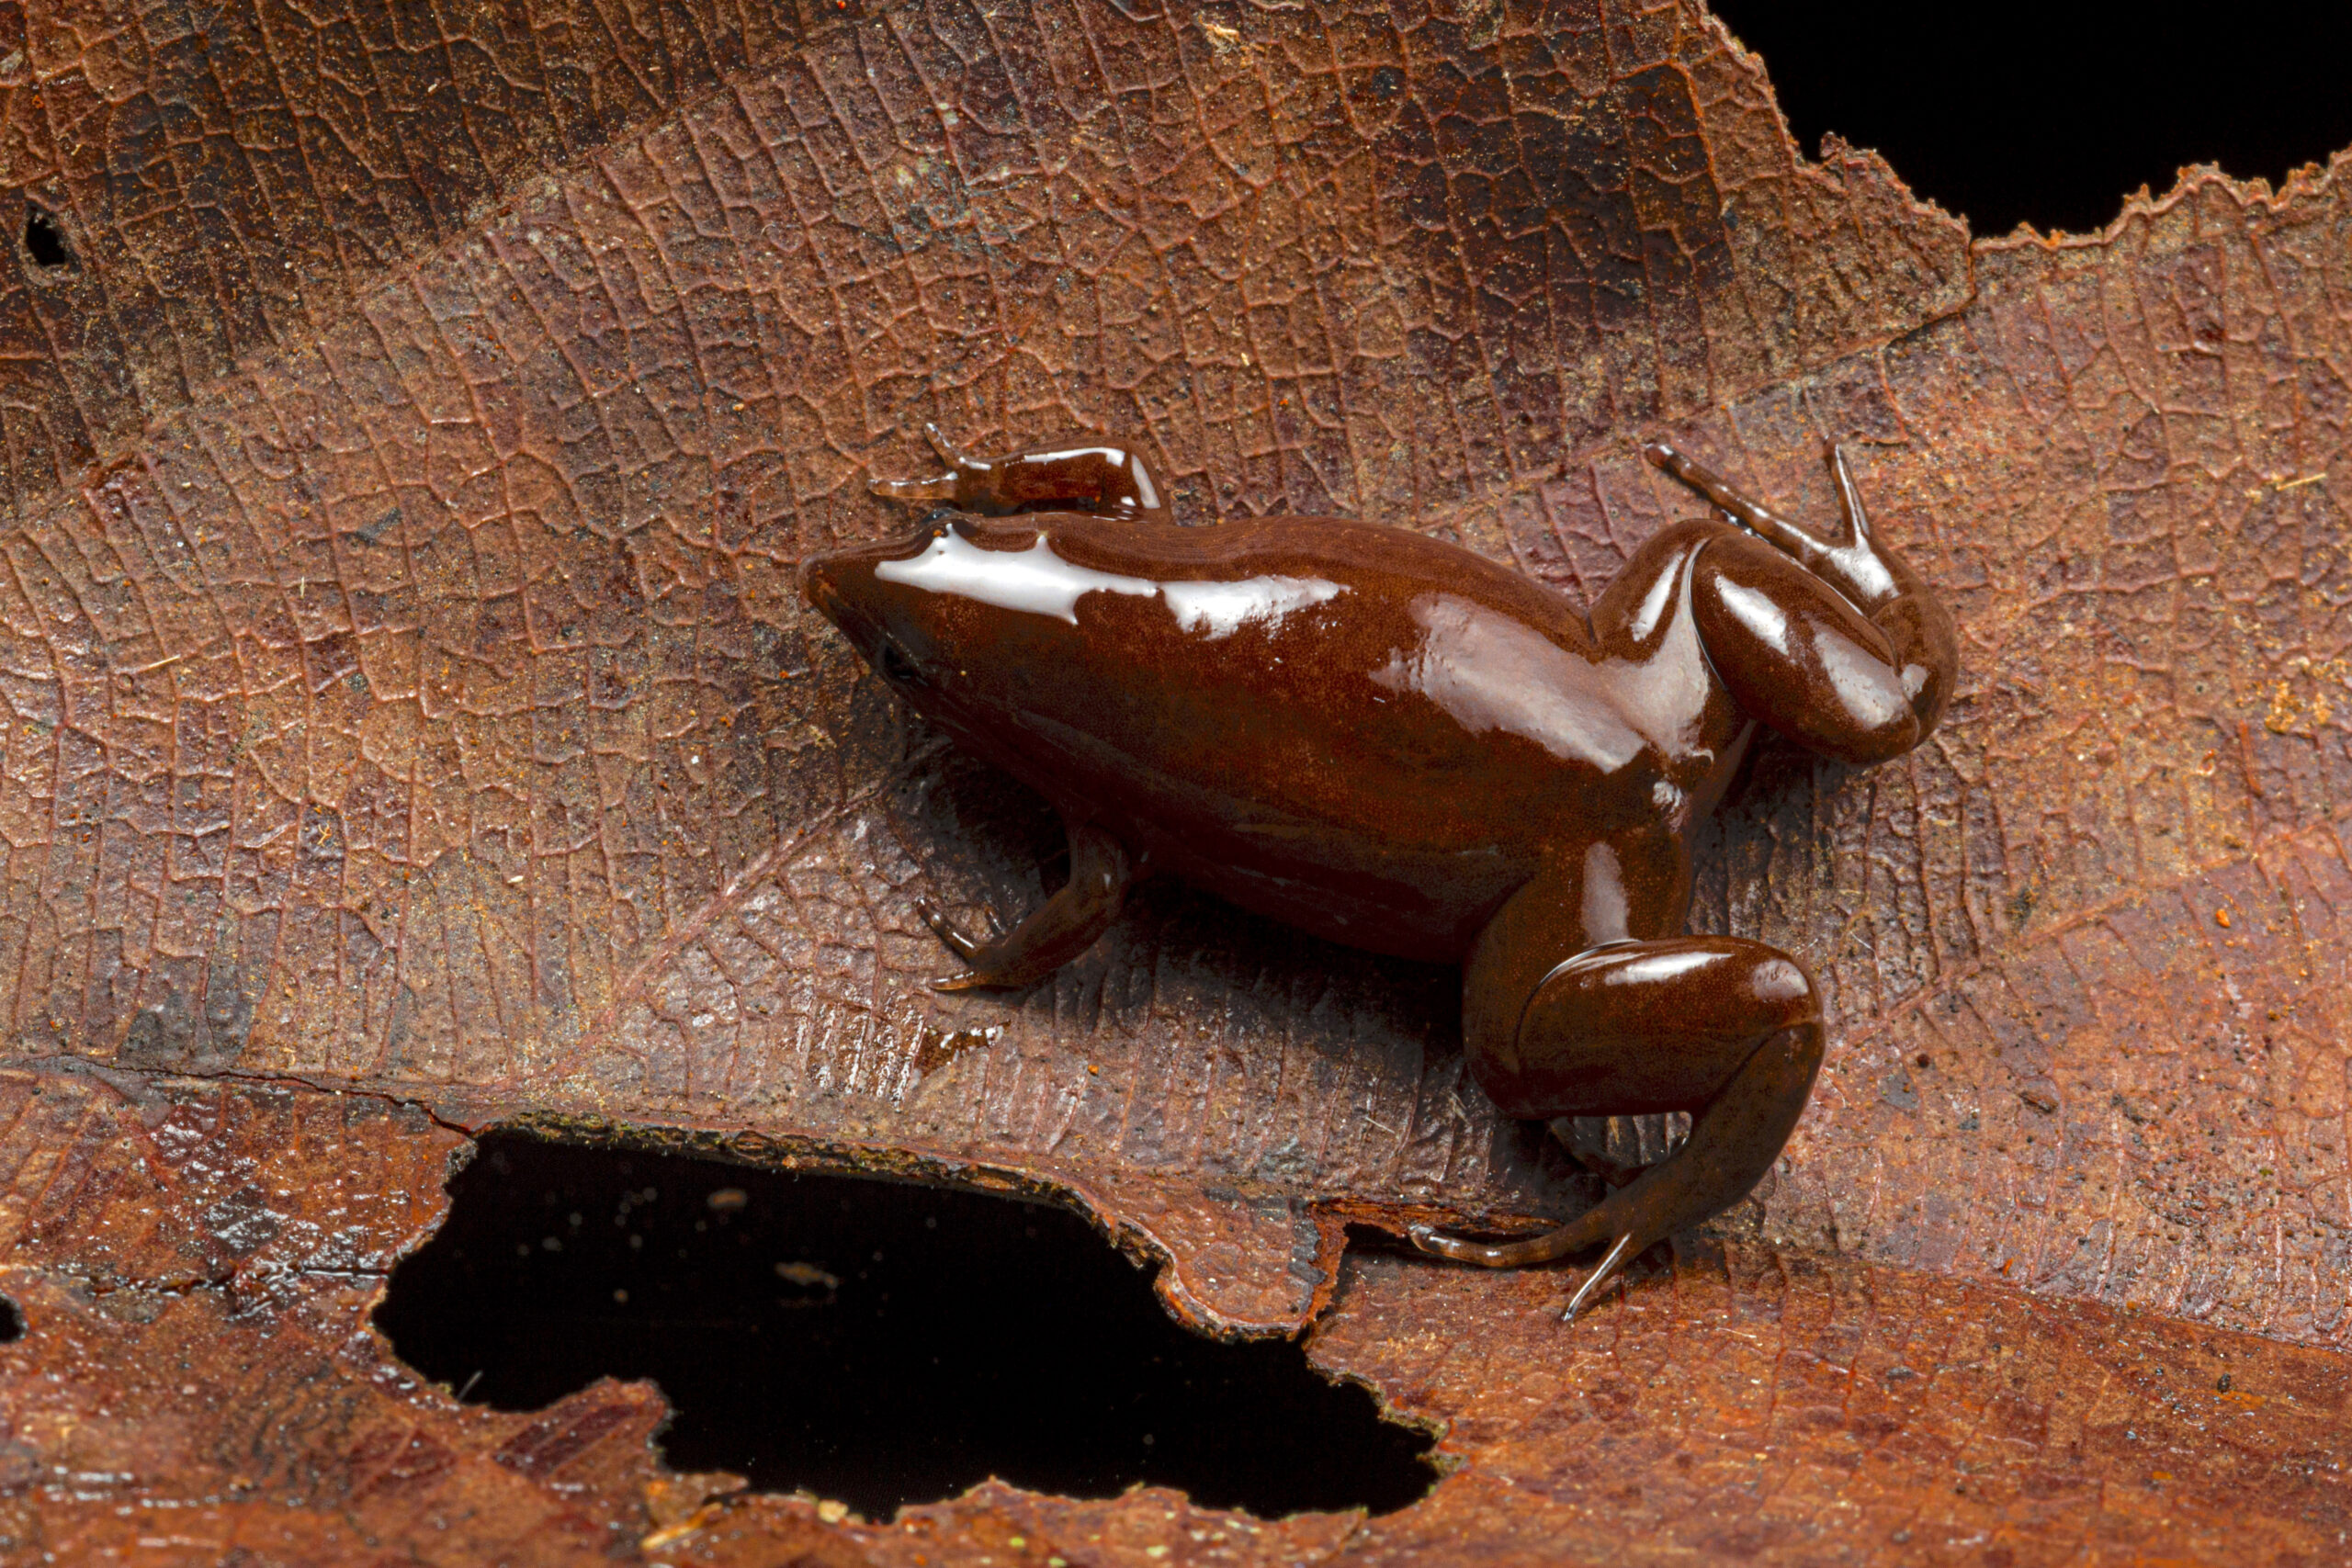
[876,528,1345,636]
[876,530,1154,624]
[1163,575,1343,639]
[1372,594,1647,771]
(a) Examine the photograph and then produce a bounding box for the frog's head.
[797,516,959,699]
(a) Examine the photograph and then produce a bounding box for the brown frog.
[799,428,1956,1317]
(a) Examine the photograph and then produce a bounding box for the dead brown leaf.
[0,0,2345,1557]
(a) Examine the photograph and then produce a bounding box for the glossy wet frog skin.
[799,427,1957,1318]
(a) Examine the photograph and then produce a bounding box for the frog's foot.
[916,820,1134,990]
[1407,1219,1644,1321]
[1472,998,1816,1320]
[870,423,975,505]
[1451,904,1829,1320]
[916,899,1007,989]
[871,423,1172,524]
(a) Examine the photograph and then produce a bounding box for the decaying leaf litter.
[0,0,2346,1558]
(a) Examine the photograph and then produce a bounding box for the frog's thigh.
[1464,934,1817,1118]
[1459,837,1693,1091]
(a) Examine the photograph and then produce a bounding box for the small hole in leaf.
[376,1134,1436,1518]
[0,1295,22,1342]
[21,205,70,271]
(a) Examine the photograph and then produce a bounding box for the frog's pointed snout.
[797,549,850,626]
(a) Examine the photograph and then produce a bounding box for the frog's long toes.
[1560,1233,1640,1323]
[916,899,982,960]
[928,970,991,992]
[872,471,959,502]
[1640,439,1681,470]
[1413,1213,1602,1269]
[1407,1223,1450,1255]
[1408,1224,1515,1268]
[922,421,967,466]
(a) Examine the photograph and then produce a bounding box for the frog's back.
[836,510,1693,957]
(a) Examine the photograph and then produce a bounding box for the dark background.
[1709,0,2352,237]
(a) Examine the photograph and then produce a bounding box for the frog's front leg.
[872,423,1170,525]
[1413,873,1823,1319]
[919,818,1135,991]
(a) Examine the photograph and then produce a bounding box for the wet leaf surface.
[0,0,2346,1557]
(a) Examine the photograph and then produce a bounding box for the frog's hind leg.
[872,423,1171,525]
[1646,439,1957,748]
[1416,919,1823,1319]
[920,819,1135,990]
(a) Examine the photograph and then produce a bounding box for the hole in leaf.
[375,1134,1436,1518]
[0,1295,21,1341]
[21,205,70,271]
[1711,0,2352,236]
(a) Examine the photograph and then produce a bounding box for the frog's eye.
[878,638,929,687]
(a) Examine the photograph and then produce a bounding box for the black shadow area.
[19,205,69,271]
[1710,0,2352,237]
[373,1135,1435,1518]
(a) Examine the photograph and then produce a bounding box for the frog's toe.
[1408,1222,1566,1269]
[871,469,960,502]
[1560,1233,1639,1322]
[1408,1224,1504,1265]
[1410,1218,1644,1320]
[916,898,981,960]
[873,424,980,502]
[930,959,1047,991]
[922,421,967,466]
